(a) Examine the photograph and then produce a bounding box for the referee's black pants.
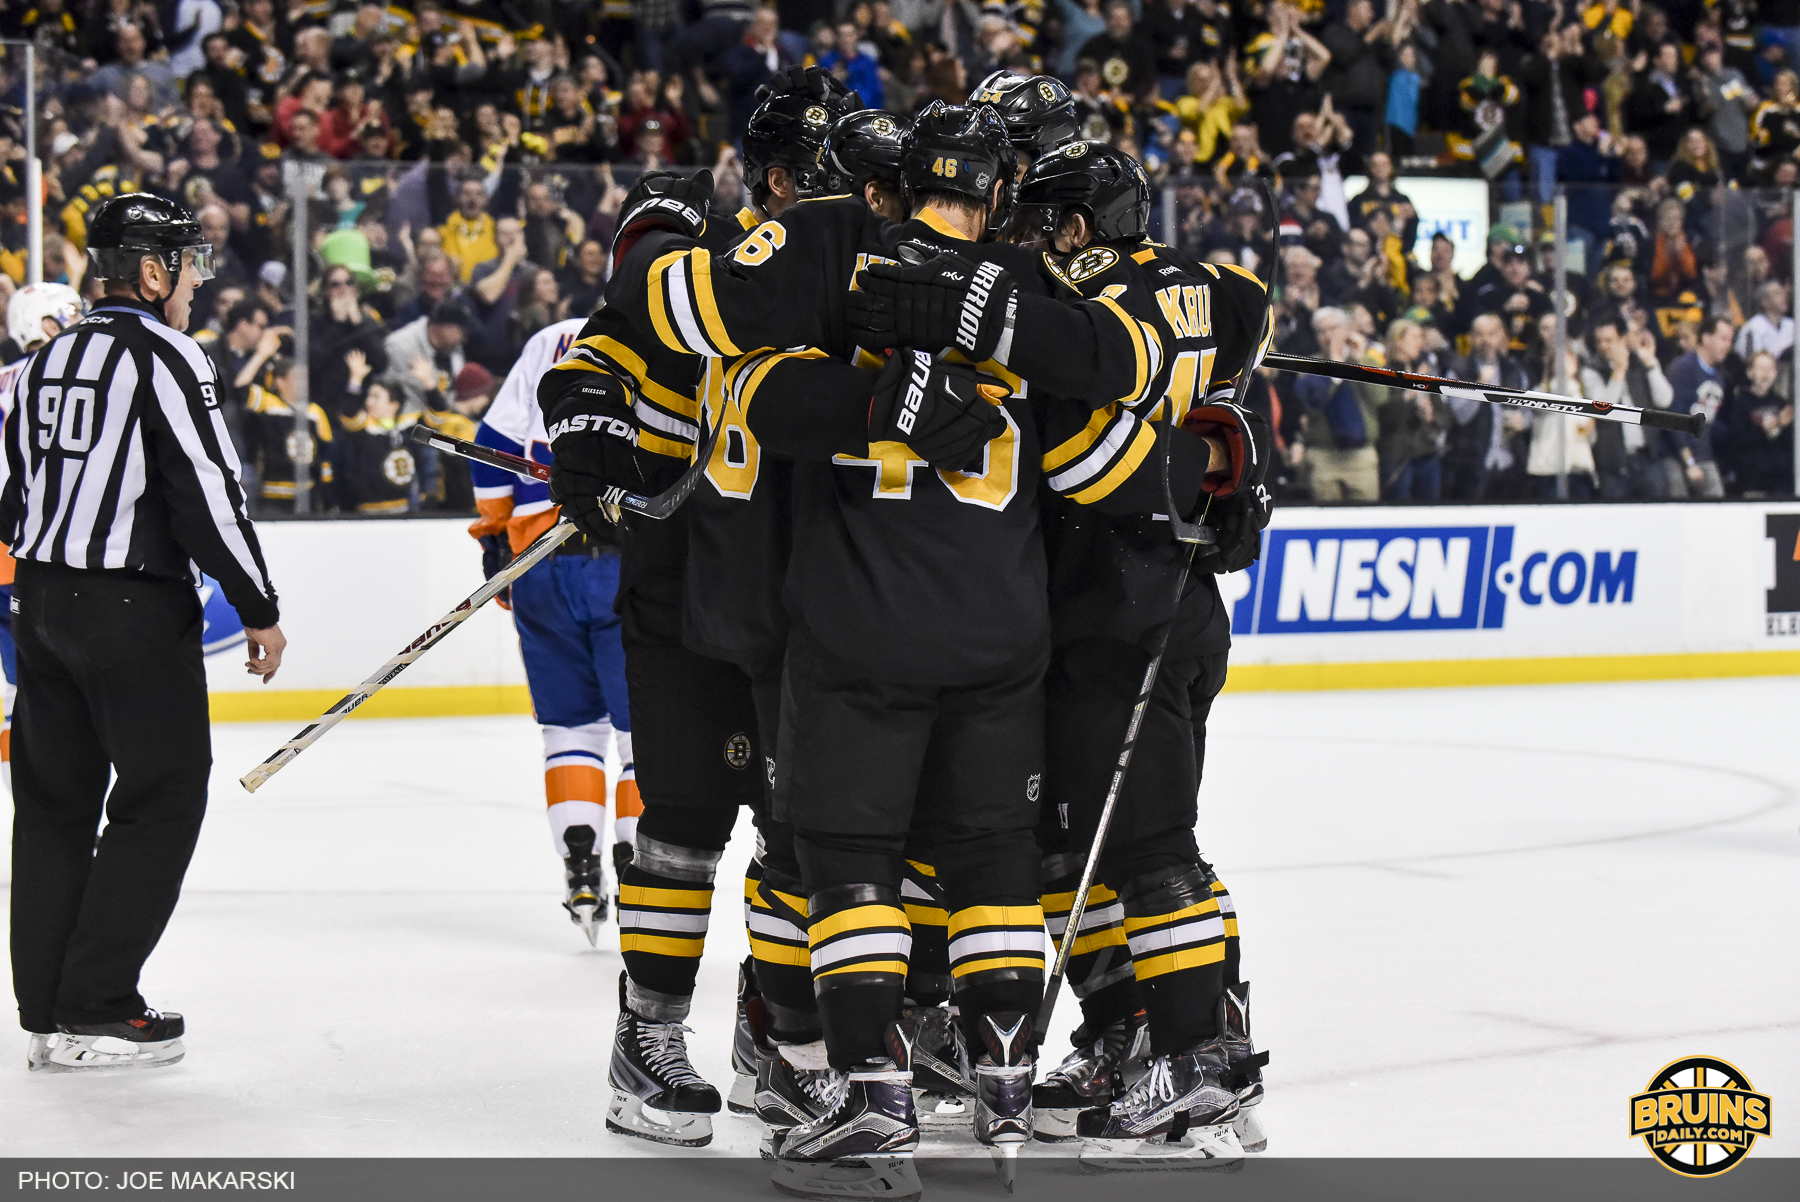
[10,560,211,1034]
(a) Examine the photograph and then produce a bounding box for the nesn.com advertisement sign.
[1227,524,1638,635]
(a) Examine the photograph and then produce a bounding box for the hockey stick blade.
[238,519,578,794]
[1262,352,1707,436]
[412,419,724,521]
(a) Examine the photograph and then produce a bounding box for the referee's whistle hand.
[245,625,287,684]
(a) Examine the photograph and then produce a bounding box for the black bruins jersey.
[1003,241,1269,652]
[608,200,1209,684]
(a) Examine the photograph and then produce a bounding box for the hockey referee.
[0,194,285,1073]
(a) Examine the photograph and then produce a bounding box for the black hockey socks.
[900,859,952,1007]
[747,862,822,1043]
[809,883,912,1069]
[1204,862,1243,989]
[1041,859,1139,1029]
[1118,864,1227,1056]
[619,829,724,1021]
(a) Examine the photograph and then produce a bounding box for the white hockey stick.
[238,519,576,793]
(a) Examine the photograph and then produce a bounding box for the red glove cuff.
[1183,403,1250,497]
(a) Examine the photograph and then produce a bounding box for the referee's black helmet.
[87,193,215,282]
[742,66,862,206]
[1012,140,1152,245]
[900,102,1018,233]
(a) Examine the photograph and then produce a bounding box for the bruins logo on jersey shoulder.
[1064,246,1120,283]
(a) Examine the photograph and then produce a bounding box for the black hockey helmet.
[967,70,1080,165]
[1012,140,1152,245]
[742,66,863,205]
[86,192,215,282]
[900,101,1018,234]
[823,109,907,194]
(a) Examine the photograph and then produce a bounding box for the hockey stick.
[410,416,724,520]
[1036,188,1280,1045]
[238,517,577,793]
[1262,352,1707,436]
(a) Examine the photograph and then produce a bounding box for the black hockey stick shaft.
[1262,352,1707,436]
[411,418,724,520]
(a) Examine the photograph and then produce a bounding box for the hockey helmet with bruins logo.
[900,101,1019,235]
[1011,139,1152,246]
[966,70,1079,167]
[823,110,908,194]
[742,66,863,206]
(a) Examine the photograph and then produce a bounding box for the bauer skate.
[1032,1009,1150,1143]
[972,1012,1034,1192]
[770,1025,919,1201]
[728,957,762,1116]
[1077,1041,1243,1171]
[1219,981,1269,1152]
[753,1038,839,1158]
[30,1008,186,1073]
[897,1004,974,1126]
[605,973,720,1147]
[561,824,606,947]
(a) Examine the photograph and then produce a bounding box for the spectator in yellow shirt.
[1168,58,1250,164]
[1582,0,1631,41]
[440,176,498,283]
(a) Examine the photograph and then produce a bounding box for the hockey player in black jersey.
[967,70,1082,175]
[535,68,864,1149]
[849,141,1275,1168]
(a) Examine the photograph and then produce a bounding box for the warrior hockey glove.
[1197,485,1273,575]
[613,169,714,271]
[848,244,1017,364]
[868,349,1008,472]
[546,374,643,539]
[1183,400,1272,499]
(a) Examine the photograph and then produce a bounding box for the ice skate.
[971,1012,1034,1192]
[753,1039,840,1157]
[611,840,632,918]
[1219,982,1269,1152]
[897,1004,973,1126]
[1032,1010,1150,1143]
[606,973,720,1147]
[31,1008,186,1073]
[1076,1041,1243,1171]
[729,956,762,1115]
[561,824,606,947]
[771,1025,919,1201]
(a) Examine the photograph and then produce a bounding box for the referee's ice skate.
[1076,1042,1244,1171]
[559,824,606,947]
[27,1008,186,1073]
[605,974,720,1147]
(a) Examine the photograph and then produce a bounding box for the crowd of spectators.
[0,0,1795,511]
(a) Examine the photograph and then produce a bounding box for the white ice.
[1,677,1795,1159]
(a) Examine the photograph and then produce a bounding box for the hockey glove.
[546,374,642,539]
[868,349,1008,472]
[612,169,714,272]
[1183,400,1273,499]
[754,64,861,108]
[478,533,513,609]
[1196,484,1273,575]
[848,244,1017,363]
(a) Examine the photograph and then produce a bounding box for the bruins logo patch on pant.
[724,732,752,770]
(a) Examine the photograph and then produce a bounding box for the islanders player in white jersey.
[469,318,639,945]
[0,284,87,792]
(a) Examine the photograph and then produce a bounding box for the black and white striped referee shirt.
[0,298,279,629]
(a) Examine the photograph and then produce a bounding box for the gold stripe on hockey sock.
[901,863,949,928]
[749,880,812,968]
[1212,878,1239,939]
[947,904,1047,981]
[1043,884,1127,956]
[810,903,911,980]
[1124,896,1225,981]
[619,883,713,957]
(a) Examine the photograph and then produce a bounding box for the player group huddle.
[476,64,1277,1198]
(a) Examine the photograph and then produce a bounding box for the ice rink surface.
[1,677,1796,1161]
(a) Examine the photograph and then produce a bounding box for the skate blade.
[989,1142,1019,1193]
[37,1034,185,1073]
[1079,1123,1245,1172]
[606,1092,714,1147]
[727,1071,758,1115]
[770,1154,920,1201]
[912,1089,973,1126]
[1031,1107,1080,1143]
[1233,1101,1267,1153]
[566,900,602,947]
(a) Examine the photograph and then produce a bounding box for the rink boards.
[204,503,1800,721]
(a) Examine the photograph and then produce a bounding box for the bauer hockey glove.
[868,349,1008,472]
[612,169,714,272]
[849,244,1017,363]
[546,374,643,539]
[1197,485,1273,575]
[1183,400,1273,499]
